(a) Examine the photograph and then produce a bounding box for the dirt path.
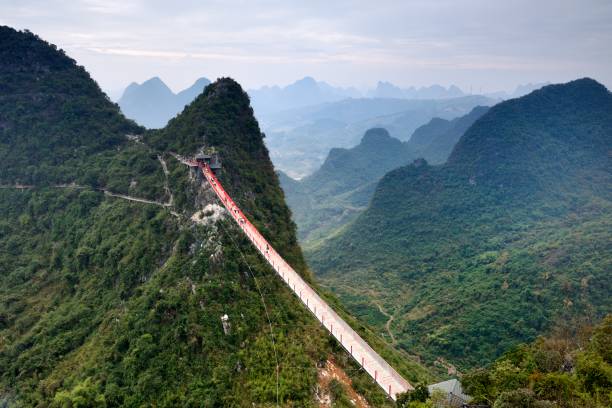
[373,301,398,346]
[0,184,33,189]
[2,184,175,209]
[157,154,170,176]
[157,155,174,206]
[100,190,181,218]
[101,190,170,207]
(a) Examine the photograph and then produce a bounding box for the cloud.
[80,0,143,15]
[1,0,611,92]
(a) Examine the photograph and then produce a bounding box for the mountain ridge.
[0,26,434,406]
[118,76,211,128]
[281,107,489,244]
[308,78,612,368]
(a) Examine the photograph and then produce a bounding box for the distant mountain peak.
[145,76,163,84]
[118,75,211,128]
[139,76,172,92]
[122,76,173,97]
[361,127,393,144]
[297,76,317,84]
[176,77,211,103]
[174,76,211,91]
[368,81,465,99]
[248,76,360,115]
[193,76,210,83]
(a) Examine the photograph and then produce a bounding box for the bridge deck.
[191,160,411,400]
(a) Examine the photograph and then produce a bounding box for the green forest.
[1,24,610,408]
[395,316,611,407]
[461,315,612,407]
[0,27,433,407]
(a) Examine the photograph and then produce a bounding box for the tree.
[410,384,430,402]
[52,378,106,408]
[493,388,553,408]
[462,368,494,404]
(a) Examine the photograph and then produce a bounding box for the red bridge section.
[186,159,412,400]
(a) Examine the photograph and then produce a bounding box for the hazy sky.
[2,0,611,96]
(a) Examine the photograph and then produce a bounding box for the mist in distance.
[1,0,611,97]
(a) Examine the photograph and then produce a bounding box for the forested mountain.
[0,28,143,187]
[408,106,489,164]
[281,108,488,245]
[281,128,416,244]
[309,79,612,369]
[118,76,211,128]
[0,27,433,406]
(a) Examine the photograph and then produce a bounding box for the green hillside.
[408,106,489,164]
[0,27,147,189]
[462,315,611,407]
[282,108,488,247]
[309,79,612,369]
[282,128,416,244]
[0,27,433,406]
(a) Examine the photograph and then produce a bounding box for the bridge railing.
[196,162,412,400]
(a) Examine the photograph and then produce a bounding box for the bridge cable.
[216,216,281,407]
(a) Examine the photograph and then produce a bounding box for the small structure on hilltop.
[427,379,470,407]
[195,147,222,172]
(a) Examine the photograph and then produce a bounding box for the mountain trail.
[373,301,397,346]
[157,154,174,206]
[0,184,178,215]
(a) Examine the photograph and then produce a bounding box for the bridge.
[182,157,412,400]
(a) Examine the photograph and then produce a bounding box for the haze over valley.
[115,76,548,178]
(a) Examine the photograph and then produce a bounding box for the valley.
[280,106,489,246]
[307,79,612,372]
[1,3,611,405]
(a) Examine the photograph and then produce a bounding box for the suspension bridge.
[181,157,412,401]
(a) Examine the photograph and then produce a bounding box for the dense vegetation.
[408,106,488,165]
[309,79,612,369]
[394,316,611,407]
[461,315,612,407]
[0,26,434,406]
[282,108,487,246]
[0,27,147,188]
[281,128,415,244]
